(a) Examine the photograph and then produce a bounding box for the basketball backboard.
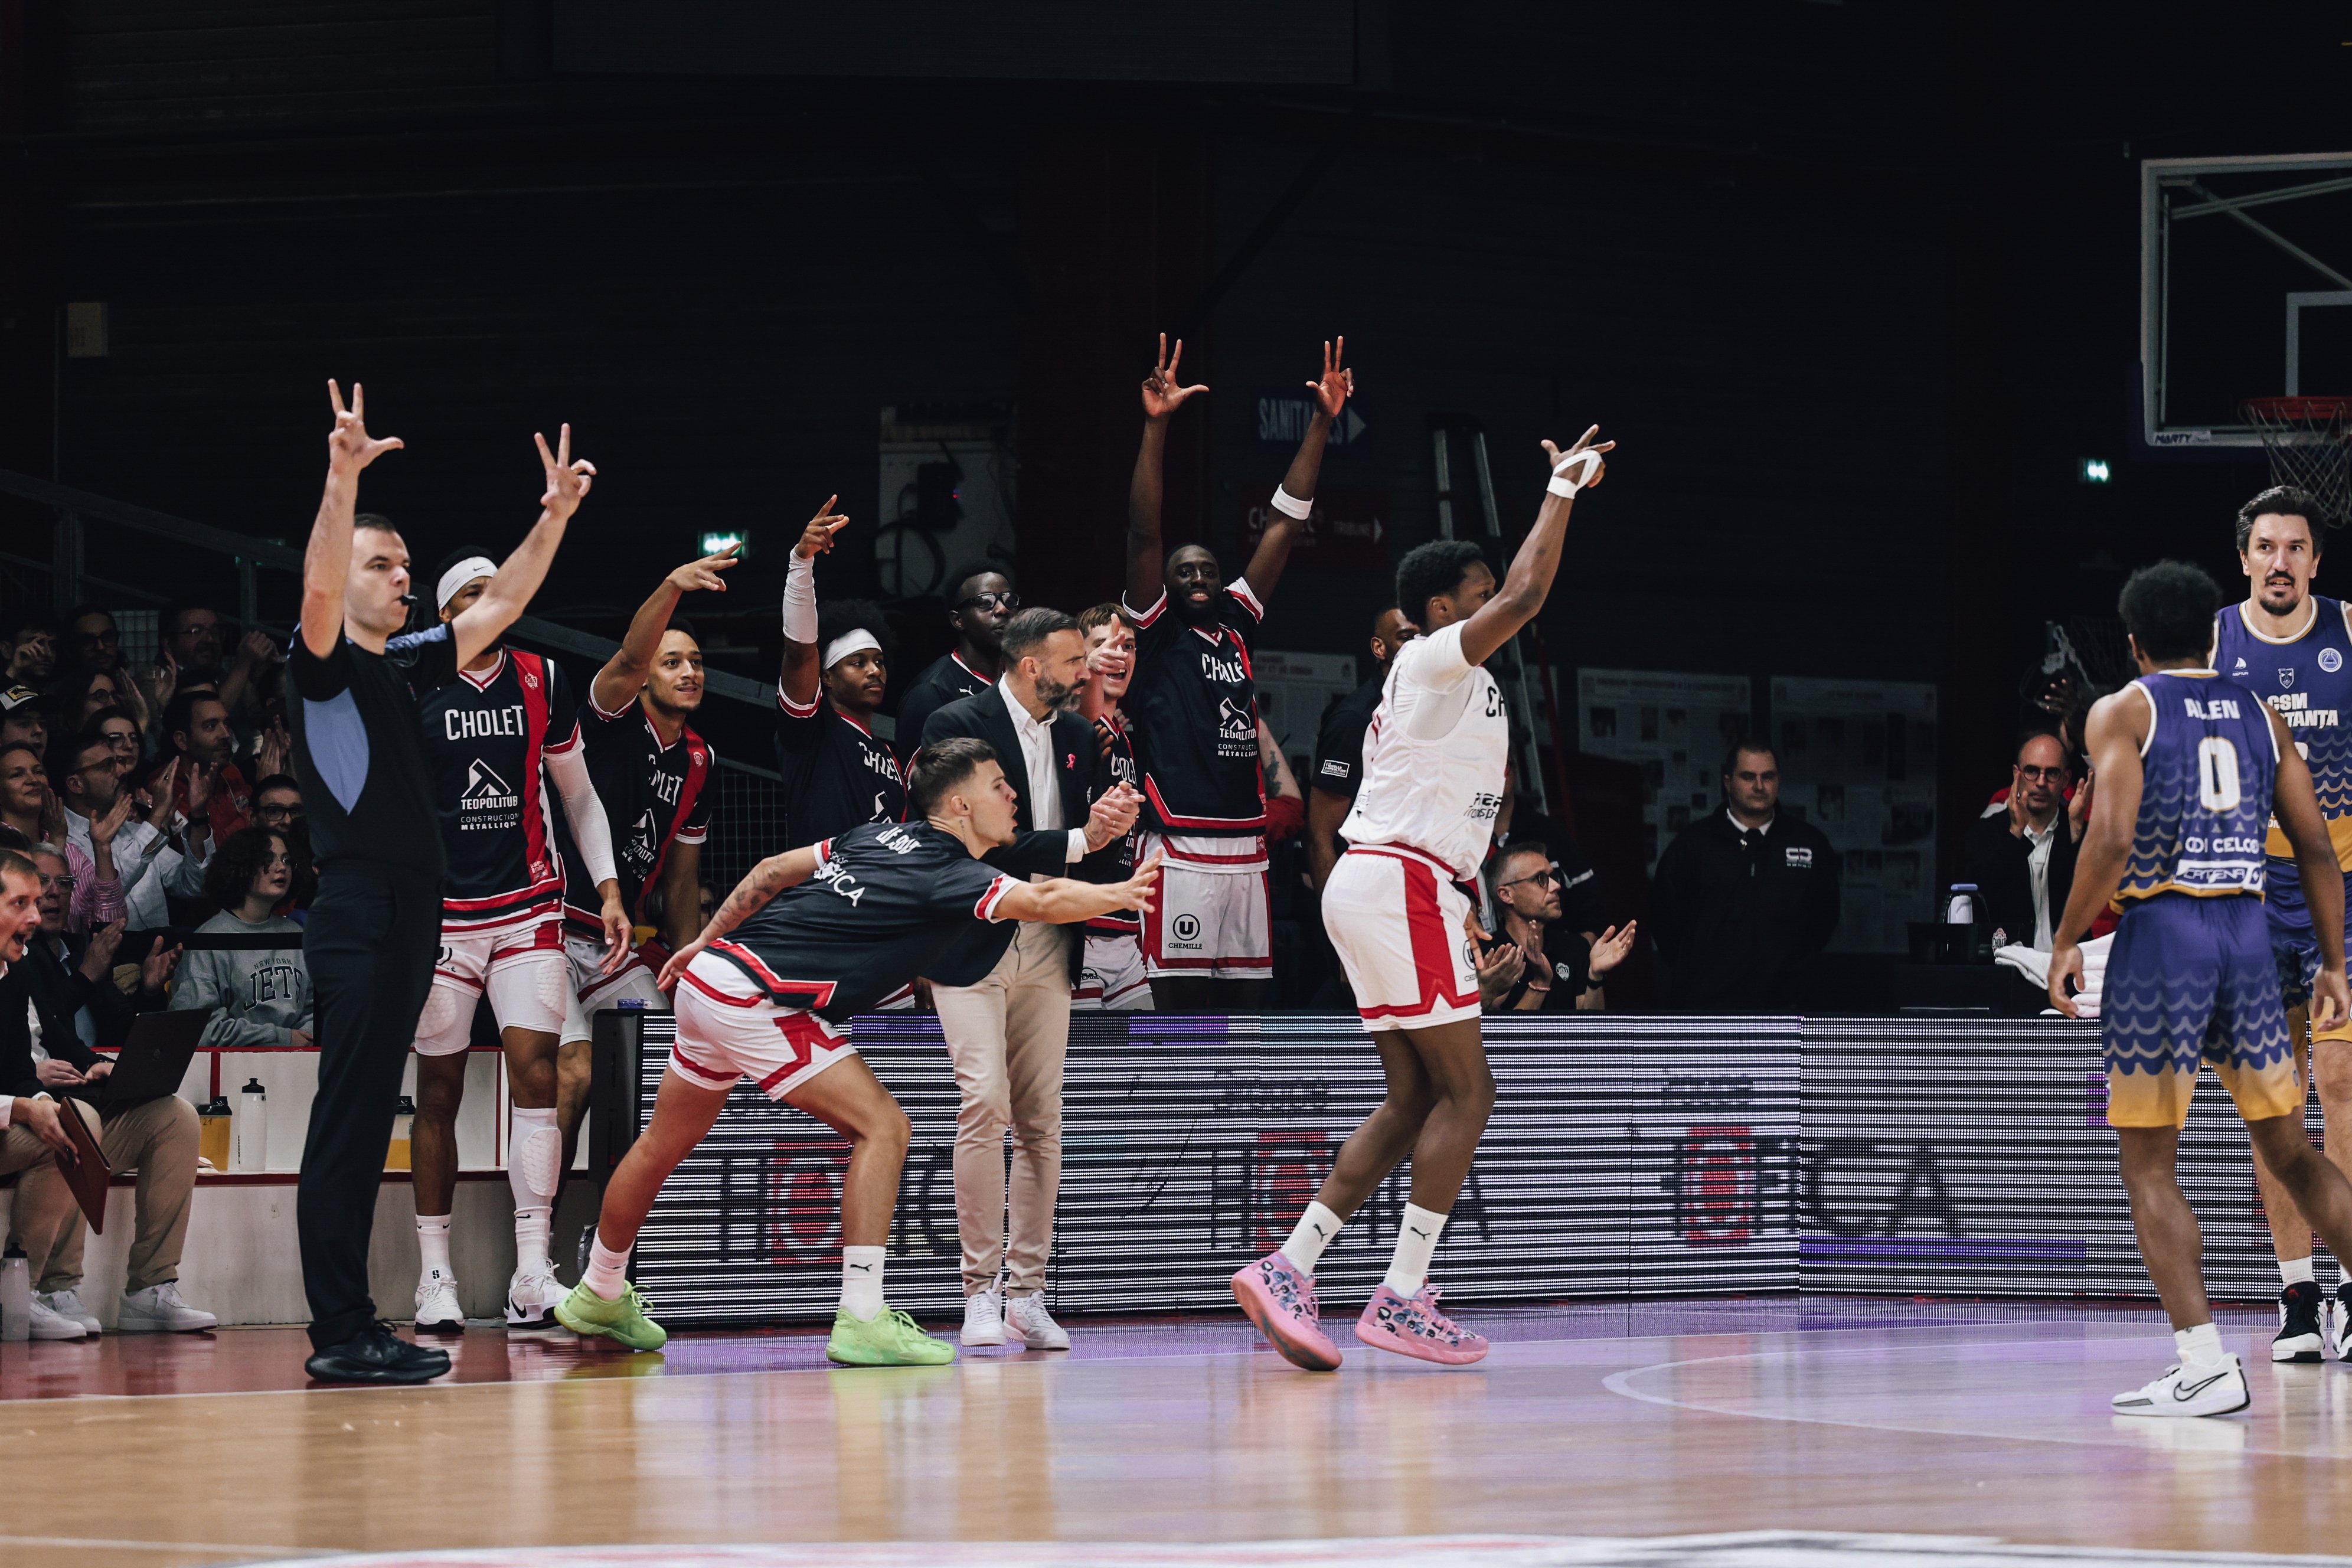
[2141,152,2352,447]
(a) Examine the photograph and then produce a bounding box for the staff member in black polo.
[289,381,593,1383]
[919,607,1139,1351]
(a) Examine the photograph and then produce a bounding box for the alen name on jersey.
[2183,695,2245,721]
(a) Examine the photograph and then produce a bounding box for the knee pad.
[414,982,478,1057]
[486,950,570,1036]
[513,1121,564,1205]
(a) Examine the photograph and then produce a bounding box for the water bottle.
[385,1095,416,1172]
[197,1095,233,1172]
[1,1242,30,1342]
[233,1076,269,1172]
[1945,883,1979,926]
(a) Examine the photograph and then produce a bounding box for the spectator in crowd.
[1487,759,1607,942]
[2,846,209,1334]
[1478,841,1637,1012]
[55,667,130,734]
[174,827,310,1049]
[1962,729,2083,952]
[697,879,718,928]
[1,740,54,845]
[0,846,94,1340]
[1305,603,1417,890]
[252,772,303,835]
[54,734,208,932]
[1,685,48,759]
[5,611,55,685]
[897,564,1015,743]
[86,704,144,776]
[162,688,252,845]
[1649,740,1841,1012]
[13,738,126,933]
[61,605,155,736]
[159,602,279,721]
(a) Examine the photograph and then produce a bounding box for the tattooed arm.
[655,846,822,989]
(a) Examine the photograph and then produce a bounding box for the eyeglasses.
[1497,868,1561,890]
[958,592,1020,613]
[100,730,138,747]
[256,802,302,821]
[35,874,76,893]
[2016,764,2069,782]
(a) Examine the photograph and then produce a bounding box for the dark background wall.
[2,0,2347,928]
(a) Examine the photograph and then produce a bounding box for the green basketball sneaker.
[825,1306,956,1366]
[553,1280,667,1351]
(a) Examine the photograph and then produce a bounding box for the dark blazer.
[1959,806,2079,950]
[921,682,1119,981]
[0,933,132,1100]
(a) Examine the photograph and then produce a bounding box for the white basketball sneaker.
[2112,1355,2250,1418]
[38,1288,102,1335]
[1006,1292,1070,1351]
[414,1269,465,1334]
[961,1285,1006,1347]
[506,1268,567,1329]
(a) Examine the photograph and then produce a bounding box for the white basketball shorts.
[1321,845,1482,1033]
[1073,929,1155,1010]
[417,919,570,1055]
[559,929,671,1047]
[670,950,860,1101]
[1137,831,1271,981]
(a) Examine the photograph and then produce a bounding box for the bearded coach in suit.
[917,606,1139,1352]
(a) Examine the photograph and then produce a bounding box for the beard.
[1035,674,1082,713]
[2261,575,2304,608]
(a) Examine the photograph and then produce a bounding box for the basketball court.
[11,1296,2352,1568]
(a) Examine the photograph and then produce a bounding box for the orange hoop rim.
[2244,396,2352,421]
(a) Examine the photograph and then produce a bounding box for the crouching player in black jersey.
[409,553,633,1332]
[554,737,1161,1365]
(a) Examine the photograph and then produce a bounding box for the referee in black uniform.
[290,381,594,1382]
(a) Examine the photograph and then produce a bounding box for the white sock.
[2282,1255,2316,1288]
[508,1105,560,1275]
[2174,1321,2226,1368]
[1383,1203,1448,1298]
[584,1237,631,1301]
[416,1214,453,1279]
[1279,1203,1344,1275]
[841,1246,886,1321]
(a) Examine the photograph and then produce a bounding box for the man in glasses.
[897,567,1018,744]
[1481,842,1637,1013]
[53,732,195,933]
[1960,729,2083,954]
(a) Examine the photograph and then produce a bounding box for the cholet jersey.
[775,687,906,851]
[2211,595,2352,868]
[416,648,578,932]
[1086,713,1140,935]
[1122,580,1268,835]
[551,688,714,935]
[707,820,1017,1021]
[2114,670,2278,904]
[1338,624,1510,884]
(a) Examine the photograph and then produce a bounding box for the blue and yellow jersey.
[2212,595,2352,868]
[2115,670,2278,904]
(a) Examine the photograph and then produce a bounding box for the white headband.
[824,630,883,669]
[436,556,499,613]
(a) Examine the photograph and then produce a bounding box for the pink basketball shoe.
[1231,1252,1342,1371]
[1355,1283,1489,1365]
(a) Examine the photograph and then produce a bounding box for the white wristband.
[1547,448,1602,499]
[781,549,817,644]
[1270,486,1314,520]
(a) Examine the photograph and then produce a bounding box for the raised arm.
[778,497,852,713]
[594,544,740,717]
[449,425,596,668]
[1126,334,1209,608]
[1242,338,1354,606]
[654,844,824,990]
[2047,691,2146,1015]
[300,381,404,659]
[2271,705,2349,1027]
[1455,427,1612,670]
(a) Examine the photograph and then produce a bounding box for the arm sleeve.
[540,658,582,753]
[1224,580,1266,642]
[198,1008,293,1052]
[926,857,1018,923]
[162,833,213,896]
[67,841,123,933]
[981,831,1077,880]
[288,633,351,701]
[676,742,716,844]
[547,744,620,888]
[169,950,227,1016]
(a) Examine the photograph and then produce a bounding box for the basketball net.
[2243,396,2352,528]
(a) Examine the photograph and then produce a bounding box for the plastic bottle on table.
[233,1076,269,1172]
[1,1242,30,1342]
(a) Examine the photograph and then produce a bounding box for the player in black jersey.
[896,564,1017,742]
[776,501,909,848]
[547,546,739,1196]
[553,737,1161,1364]
[1073,603,1150,1010]
[407,553,634,1332]
[1307,605,1417,891]
[1123,333,1351,1010]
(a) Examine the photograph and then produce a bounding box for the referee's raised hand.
[325,380,403,475]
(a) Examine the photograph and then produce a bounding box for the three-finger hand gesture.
[795,496,852,561]
[1141,334,1209,421]
[668,544,743,596]
[1540,426,1615,493]
[534,424,596,519]
[326,381,404,476]
[1306,337,1353,419]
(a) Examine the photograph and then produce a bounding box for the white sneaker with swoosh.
[2111,1355,2249,1418]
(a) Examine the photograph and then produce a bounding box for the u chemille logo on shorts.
[1171,913,1203,945]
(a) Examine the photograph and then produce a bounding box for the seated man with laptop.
[1,842,214,1335]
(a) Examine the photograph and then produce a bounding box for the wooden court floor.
[7,1297,2352,1568]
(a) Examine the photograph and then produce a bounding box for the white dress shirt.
[997,680,1087,864]
[2021,814,2059,952]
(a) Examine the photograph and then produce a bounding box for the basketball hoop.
[2243,396,2352,528]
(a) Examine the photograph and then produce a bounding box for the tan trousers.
[5,1095,198,1293]
[932,920,1072,1296]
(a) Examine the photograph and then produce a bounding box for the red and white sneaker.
[1231,1252,1342,1371]
[1355,1283,1489,1366]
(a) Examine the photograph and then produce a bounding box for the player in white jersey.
[1232,426,1611,1371]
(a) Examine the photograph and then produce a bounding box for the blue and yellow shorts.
[2263,856,2352,1045]
[2102,893,2303,1128]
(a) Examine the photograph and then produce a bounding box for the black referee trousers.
[296,871,441,1351]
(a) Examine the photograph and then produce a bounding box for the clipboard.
[52,1097,109,1235]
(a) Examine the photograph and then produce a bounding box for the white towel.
[1995,933,2111,1018]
